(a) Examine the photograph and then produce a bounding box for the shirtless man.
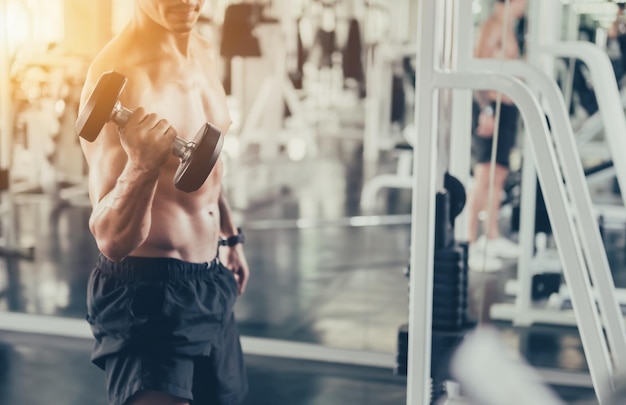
[467,0,526,271]
[78,1,249,404]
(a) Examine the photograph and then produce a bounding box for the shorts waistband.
[96,254,219,282]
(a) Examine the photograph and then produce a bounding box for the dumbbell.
[75,71,223,193]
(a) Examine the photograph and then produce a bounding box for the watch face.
[225,231,244,246]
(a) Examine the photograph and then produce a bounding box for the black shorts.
[86,255,247,405]
[472,102,519,168]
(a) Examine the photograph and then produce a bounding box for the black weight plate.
[444,172,467,219]
[433,291,465,305]
[75,71,127,142]
[174,123,224,192]
[433,301,467,315]
[433,305,466,319]
[433,272,463,286]
[433,293,467,305]
[434,247,464,262]
[434,266,466,278]
[433,260,465,273]
[433,282,466,295]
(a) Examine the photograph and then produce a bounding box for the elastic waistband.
[96,254,219,282]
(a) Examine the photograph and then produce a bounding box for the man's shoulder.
[86,36,150,95]
[88,34,138,78]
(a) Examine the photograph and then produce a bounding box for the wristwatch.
[219,228,245,247]
[482,106,494,116]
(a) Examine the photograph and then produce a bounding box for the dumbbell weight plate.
[174,123,224,192]
[75,71,127,142]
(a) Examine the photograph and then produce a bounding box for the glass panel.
[0,0,414,364]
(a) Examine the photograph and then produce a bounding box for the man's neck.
[130,12,193,59]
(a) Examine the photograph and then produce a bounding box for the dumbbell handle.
[111,101,193,162]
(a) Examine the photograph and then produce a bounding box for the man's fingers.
[239,270,248,294]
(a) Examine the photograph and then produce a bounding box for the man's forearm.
[90,164,160,261]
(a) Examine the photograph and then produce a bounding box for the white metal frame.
[491,0,626,334]
[408,0,622,403]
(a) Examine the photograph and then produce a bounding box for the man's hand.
[219,244,249,294]
[120,107,176,171]
[476,111,496,137]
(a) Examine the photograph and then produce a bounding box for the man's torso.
[476,16,520,104]
[93,30,231,262]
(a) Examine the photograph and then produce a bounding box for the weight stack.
[395,244,471,384]
[396,190,473,404]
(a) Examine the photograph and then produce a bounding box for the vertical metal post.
[514,140,537,324]
[437,0,455,187]
[449,0,473,241]
[407,0,439,403]
[511,0,544,326]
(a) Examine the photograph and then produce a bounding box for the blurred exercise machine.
[221,1,316,160]
[406,0,626,403]
[10,55,89,206]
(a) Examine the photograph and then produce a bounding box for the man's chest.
[140,75,230,142]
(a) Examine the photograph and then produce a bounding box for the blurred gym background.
[1,0,626,404]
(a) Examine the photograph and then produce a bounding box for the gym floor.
[0,134,615,404]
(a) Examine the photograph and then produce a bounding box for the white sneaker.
[468,250,503,272]
[473,236,519,259]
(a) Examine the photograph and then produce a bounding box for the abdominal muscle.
[129,157,224,263]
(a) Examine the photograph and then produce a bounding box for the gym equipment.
[342,18,365,85]
[409,0,626,402]
[0,169,35,260]
[220,3,263,58]
[531,272,562,301]
[396,183,473,405]
[444,173,466,224]
[75,71,223,193]
[0,168,35,310]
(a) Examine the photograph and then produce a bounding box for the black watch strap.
[219,228,245,247]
